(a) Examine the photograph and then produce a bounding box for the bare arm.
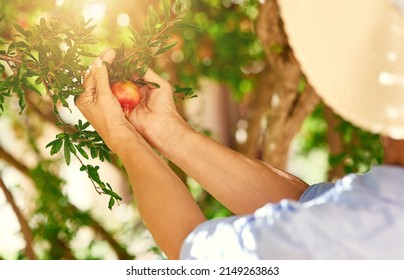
[148,118,307,215]
[131,70,309,215]
[117,133,206,259]
[76,50,206,259]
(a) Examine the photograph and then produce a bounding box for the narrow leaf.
[64,140,71,165]
[76,145,89,160]
[154,42,177,56]
[12,22,30,37]
[50,139,63,155]
[108,197,115,210]
[164,0,171,21]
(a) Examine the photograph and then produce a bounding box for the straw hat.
[278,0,404,139]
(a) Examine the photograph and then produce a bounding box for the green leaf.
[12,22,30,37]
[102,187,122,200]
[101,150,112,163]
[174,0,185,14]
[76,145,89,160]
[87,165,102,184]
[108,197,115,210]
[47,139,63,155]
[69,87,84,96]
[18,64,27,80]
[58,94,70,111]
[68,142,77,155]
[64,140,71,165]
[14,41,29,49]
[134,79,160,88]
[34,77,43,85]
[99,150,104,162]
[90,146,98,159]
[56,133,66,139]
[16,88,25,112]
[77,51,97,57]
[26,53,39,64]
[81,121,90,130]
[174,21,200,30]
[7,43,16,54]
[154,41,177,56]
[147,6,159,32]
[164,0,171,21]
[40,18,47,29]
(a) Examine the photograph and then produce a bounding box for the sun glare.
[117,13,130,27]
[82,2,106,23]
[55,0,65,7]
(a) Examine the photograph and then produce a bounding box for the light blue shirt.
[180,165,404,259]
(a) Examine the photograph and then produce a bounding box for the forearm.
[117,131,206,259]
[153,120,308,215]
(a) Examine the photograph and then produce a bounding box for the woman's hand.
[76,48,137,155]
[129,69,187,148]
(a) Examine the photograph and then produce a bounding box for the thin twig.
[0,54,22,64]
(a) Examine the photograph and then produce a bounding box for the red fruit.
[110,81,141,117]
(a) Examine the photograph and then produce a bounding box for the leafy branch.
[0,0,193,209]
[107,0,189,83]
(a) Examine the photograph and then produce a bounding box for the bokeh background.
[0,0,383,259]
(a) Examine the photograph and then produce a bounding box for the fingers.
[77,48,116,110]
[92,57,111,93]
[89,48,117,101]
[99,47,116,65]
[83,48,115,88]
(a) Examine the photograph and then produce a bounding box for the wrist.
[107,125,142,157]
[151,115,193,158]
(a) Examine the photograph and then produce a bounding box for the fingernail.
[94,57,103,68]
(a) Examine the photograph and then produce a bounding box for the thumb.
[92,57,112,98]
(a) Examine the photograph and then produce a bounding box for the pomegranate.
[110,81,141,117]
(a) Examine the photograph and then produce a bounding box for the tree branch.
[236,66,273,158]
[324,105,345,180]
[0,146,30,175]
[0,177,37,259]
[253,0,321,168]
[284,85,321,133]
[0,54,22,64]
[0,144,134,259]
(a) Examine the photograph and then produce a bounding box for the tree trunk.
[324,106,346,181]
[253,0,320,169]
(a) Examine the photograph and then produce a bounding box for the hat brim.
[278,0,404,138]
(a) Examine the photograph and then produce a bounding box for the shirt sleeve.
[299,182,335,203]
[180,200,311,260]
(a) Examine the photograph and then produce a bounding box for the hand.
[129,69,187,147]
[76,48,136,155]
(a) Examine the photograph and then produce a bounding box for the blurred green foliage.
[298,104,383,178]
[0,0,385,260]
[175,0,264,100]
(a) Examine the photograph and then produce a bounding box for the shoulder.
[180,166,404,260]
[180,200,312,259]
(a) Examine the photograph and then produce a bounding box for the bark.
[324,106,346,181]
[252,0,320,168]
[237,67,274,158]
